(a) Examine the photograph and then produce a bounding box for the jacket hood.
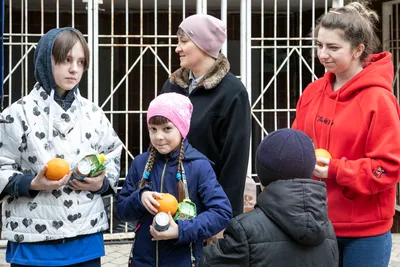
[257,179,330,246]
[34,27,81,104]
[170,53,230,90]
[33,28,88,143]
[322,52,393,101]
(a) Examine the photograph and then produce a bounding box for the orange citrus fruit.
[155,193,179,215]
[45,158,70,181]
[315,149,332,167]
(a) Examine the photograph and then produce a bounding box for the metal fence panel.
[4,0,399,239]
[248,0,333,183]
[2,0,353,240]
[1,0,4,108]
[382,0,400,210]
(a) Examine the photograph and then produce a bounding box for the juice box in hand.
[71,153,106,181]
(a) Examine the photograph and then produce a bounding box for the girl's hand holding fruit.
[314,149,332,179]
[31,158,71,191]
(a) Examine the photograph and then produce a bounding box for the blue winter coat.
[118,140,232,267]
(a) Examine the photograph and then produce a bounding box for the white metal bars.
[0,0,4,108]
[383,0,400,102]
[3,0,85,107]
[382,0,400,210]
[3,0,354,239]
[249,0,333,134]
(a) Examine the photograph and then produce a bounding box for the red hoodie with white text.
[293,52,400,237]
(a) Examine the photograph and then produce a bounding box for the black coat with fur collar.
[161,54,251,217]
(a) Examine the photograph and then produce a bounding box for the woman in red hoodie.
[293,2,400,267]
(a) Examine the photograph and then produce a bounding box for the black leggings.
[11,257,101,267]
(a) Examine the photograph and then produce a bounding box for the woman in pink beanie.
[118,92,232,267]
[161,14,251,232]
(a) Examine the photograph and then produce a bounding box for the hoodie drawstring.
[313,85,326,149]
[73,91,85,143]
[326,92,339,152]
[48,89,55,143]
[312,81,339,151]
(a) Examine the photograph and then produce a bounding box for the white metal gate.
[2,0,345,239]
[383,0,400,101]
[382,0,400,210]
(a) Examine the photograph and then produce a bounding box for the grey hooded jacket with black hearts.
[0,27,122,243]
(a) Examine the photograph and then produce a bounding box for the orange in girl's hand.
[45,158,70,180]
[155,193,179,216]
[315,149,332,167]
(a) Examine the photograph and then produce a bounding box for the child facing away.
[200,128,338,267]
[117,92,232,267]
[0,28,122,266]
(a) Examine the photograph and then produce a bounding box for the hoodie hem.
[333,218,393,237]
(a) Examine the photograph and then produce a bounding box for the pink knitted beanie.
[179,14,227,58]
[147,93,193,139]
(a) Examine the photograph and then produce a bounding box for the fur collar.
[169,53,230,90]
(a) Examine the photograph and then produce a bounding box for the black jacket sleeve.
[199,217,249,266]
[1,174,38,199]
[218,90,251,217]
[161,78,251,217]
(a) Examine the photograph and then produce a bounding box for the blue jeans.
[337,231,392,267]
[11,257,101,267]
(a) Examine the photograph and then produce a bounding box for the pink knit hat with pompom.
[147,93,193,139]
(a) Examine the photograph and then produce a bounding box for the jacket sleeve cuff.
[327,159,339,180]
[175,220,188,244]
[92,177,112,195]
[19,174,39,198]
[138,186,151,206]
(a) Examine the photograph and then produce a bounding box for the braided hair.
[176,139,185,202]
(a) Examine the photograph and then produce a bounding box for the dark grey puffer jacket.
[200,179,338,267]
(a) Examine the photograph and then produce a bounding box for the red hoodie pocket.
[342,188,382,222]
[378,187,397,220]
[341,187,395,221]
[328,183,381,223]
[326,183,355,223]
[342,187,359,200]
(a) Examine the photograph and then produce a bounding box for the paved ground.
[391,234,400,267]
[0,234,400,266]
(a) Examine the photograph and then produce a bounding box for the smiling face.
[175,33,207,71]
[149,121,182,155]
[316,27,363,78]
[52,41,86,98]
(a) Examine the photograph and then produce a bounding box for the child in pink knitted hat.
[118,92,232,267]
[146,92,193,140]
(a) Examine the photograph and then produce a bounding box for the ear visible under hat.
[179,14,227,58]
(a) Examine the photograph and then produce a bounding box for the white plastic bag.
[243,176,257,213]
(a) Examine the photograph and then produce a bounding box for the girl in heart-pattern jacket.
[0,27,122,266]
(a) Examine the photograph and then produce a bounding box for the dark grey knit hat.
[256,128,316,186]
